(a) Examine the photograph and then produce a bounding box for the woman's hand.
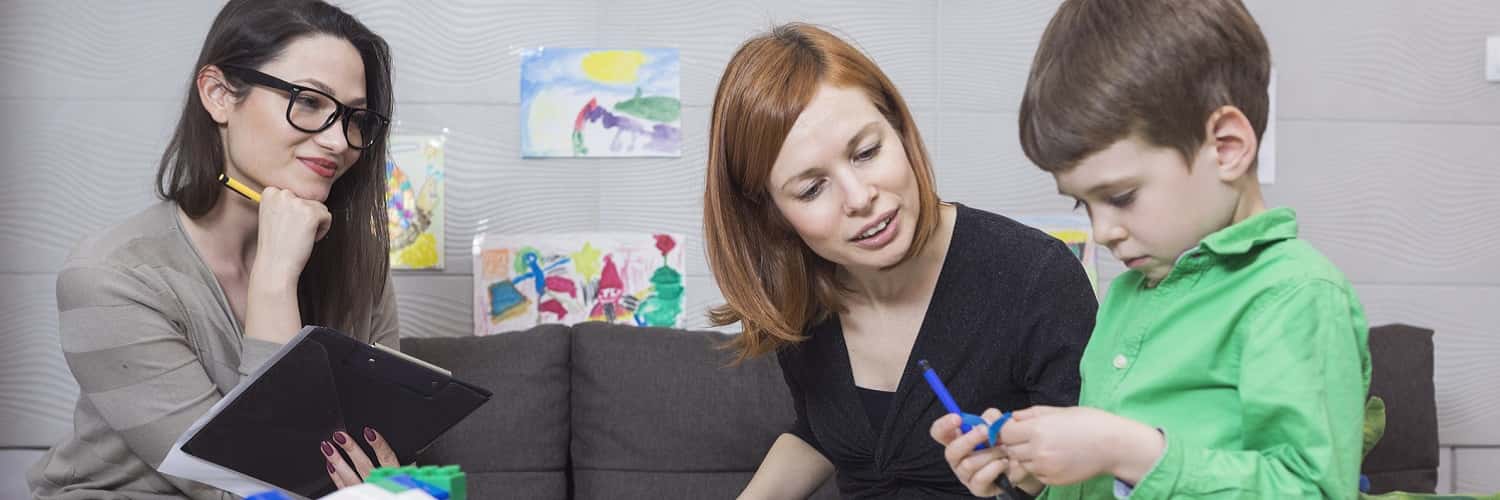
[250,186,331,290]
[320,427,399,489]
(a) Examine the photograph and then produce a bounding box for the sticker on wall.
[1016,215,1099,294]
[472,233,687,335]
[1258,68,1276,184]
[520,48,682,158]
[386,135,445,270]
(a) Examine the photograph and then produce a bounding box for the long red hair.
[703,23,941,362]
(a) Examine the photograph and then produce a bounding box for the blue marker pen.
[920,359,1019,490]
[919,359,1001,451]
[919,359,971,432]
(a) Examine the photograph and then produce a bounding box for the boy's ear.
[1205,106,1259,183]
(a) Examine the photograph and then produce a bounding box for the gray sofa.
[399,322,1439,499]
[400,322,839,500]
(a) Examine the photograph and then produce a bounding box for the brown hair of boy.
[1019,0,1271,172]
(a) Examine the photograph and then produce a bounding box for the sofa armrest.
[1362,324,1438,494]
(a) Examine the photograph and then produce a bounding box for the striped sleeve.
[56,264,233,500]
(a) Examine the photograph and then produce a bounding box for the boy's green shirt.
[1041,208,1372,499]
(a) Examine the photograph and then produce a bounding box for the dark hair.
[155,0,394,332]
[1019,0,1270,172]
[703,23,941,361]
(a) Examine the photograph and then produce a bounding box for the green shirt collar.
[1198,207,1299,257]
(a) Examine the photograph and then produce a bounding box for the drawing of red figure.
[591,255,626,322]
[537,275,577,320]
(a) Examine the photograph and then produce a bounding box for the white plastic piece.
[393,490,439,500]
[317,484,436,500]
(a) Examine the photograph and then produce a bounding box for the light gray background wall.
[3,0,1498,496]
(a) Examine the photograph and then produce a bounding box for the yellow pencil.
[218,173,261,203]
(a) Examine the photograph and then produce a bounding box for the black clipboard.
[179,326,491,498]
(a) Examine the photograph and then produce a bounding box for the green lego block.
[368,465,466,500]
[366,477,407,494]
[411,466,465,500]
[366,465,416,482]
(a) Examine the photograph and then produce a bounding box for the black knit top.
[777,203,1098,498]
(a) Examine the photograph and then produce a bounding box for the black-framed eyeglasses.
[220,64,389,150]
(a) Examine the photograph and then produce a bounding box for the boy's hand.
[930,409,1042,496]
[999,406,1164,486]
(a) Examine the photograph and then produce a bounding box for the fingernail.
[327,461,336,474]
[364,427,378,442]
[333,432,348,445]
[321,441,335,456]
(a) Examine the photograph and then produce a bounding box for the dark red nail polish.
[321,441,335,456]
[364,427,378,442]
[333,432,347,445]
[327,461,336,474]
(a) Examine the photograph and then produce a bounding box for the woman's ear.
[1204,105,1259,183]
[197,65,236,124]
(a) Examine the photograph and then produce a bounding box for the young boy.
[931,1,1371,498]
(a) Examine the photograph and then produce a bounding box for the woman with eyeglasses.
[28,1,402,498]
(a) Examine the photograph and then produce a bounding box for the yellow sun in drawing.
[572,242,603,282]
[581,50,646,85]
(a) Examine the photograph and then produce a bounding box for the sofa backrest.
[403,323,837,499]
[568,322,804,499]
[402,324,573,499]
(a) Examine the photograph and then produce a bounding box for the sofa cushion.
[401,324,572,499]
[570,322,830,499]
[570,322,791,471]
[1362,324,1439,494]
